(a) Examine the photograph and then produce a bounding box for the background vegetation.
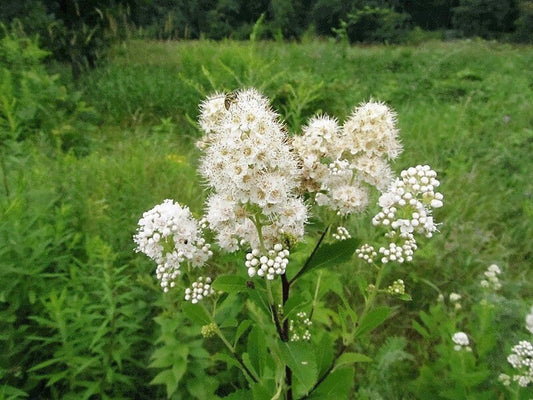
[0,7,532,399]
[0,0,532,75]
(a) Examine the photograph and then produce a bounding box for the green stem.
[359,263,386,322]
[0,143,10,198]
[308,271,322,320]
[200,303,259,383]
[289,225,330,286]
[216,324,259,383]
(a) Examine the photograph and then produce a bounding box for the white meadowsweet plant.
[134,88,444,399]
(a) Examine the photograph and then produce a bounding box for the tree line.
[1,0,532,72]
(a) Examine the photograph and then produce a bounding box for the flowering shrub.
[134,88,444,398]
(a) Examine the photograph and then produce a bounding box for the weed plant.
[0,36,531,398]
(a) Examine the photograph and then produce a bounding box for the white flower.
[449,293,462,303]
[245,243,290,280]
[342,100,402,160]
[481,263,502,291]
[373,165,443,238]
[198,89,307,253]
[526,306,533,335]
[452,332,470,351]
[134,200,212,292]
[507,340,533,387]
[333,226,351,241]
[292,101,402,216]
[378,231,417,264]
[356,243,377,263]
[184,276,215,304]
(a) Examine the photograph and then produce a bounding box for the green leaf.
[223,389,253,399]
[412,320,429,338]
[398,293,412,301]
[334,352,372,369]
[297,238,357,279]
[212,275,248,293]
[314,333,334,377]
[181,302,212,325]
[234,319,252,347]
[149,363,186,398]
[247,326,267,377]
[307,367,355,399]
[279,341,317,395]
[355,306,390,338]
[282,293,310,321]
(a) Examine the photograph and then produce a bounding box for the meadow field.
[1,38,532,399]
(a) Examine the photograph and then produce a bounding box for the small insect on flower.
[224,91,238,110]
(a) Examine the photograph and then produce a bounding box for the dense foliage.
[0,32,532,398]
[1,0,532,74]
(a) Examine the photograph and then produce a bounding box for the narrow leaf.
[355,306,390,338]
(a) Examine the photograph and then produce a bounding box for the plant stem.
[200,302,259,383]
[308,271,322,320]
[281,273,293,399]
[359,263,386,322]
[0,143,10,198]
[216,327,259,384]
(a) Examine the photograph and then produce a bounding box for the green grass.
[2,38,532,398]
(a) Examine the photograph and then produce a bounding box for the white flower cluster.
[507,340,533,387]
[378,232,417,264]
[293,101,401,216]
[480,264,502,290]
[449,292,462,303]
[356,243,377,263]
[245,243,290,280]
[134,200,213,292]
[333,226,351,241]
[198,89,307,253]
[373,165,443,238]
[289,311,312,342]
[526,306,533,335]
[184,277,215,304]
[387,279,406,296]
[452,331,471,352]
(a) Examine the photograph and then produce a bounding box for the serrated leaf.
[334,352,372,369]
[297,238,357,279]
[212,275,248,293]
[279,342,317,395]
[307,367,354,399]
[355,306,390,338]
[181,302,212,325]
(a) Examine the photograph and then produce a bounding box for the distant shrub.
[514,1,533,42]
[340,6,413,44]
[452,0,520,39]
